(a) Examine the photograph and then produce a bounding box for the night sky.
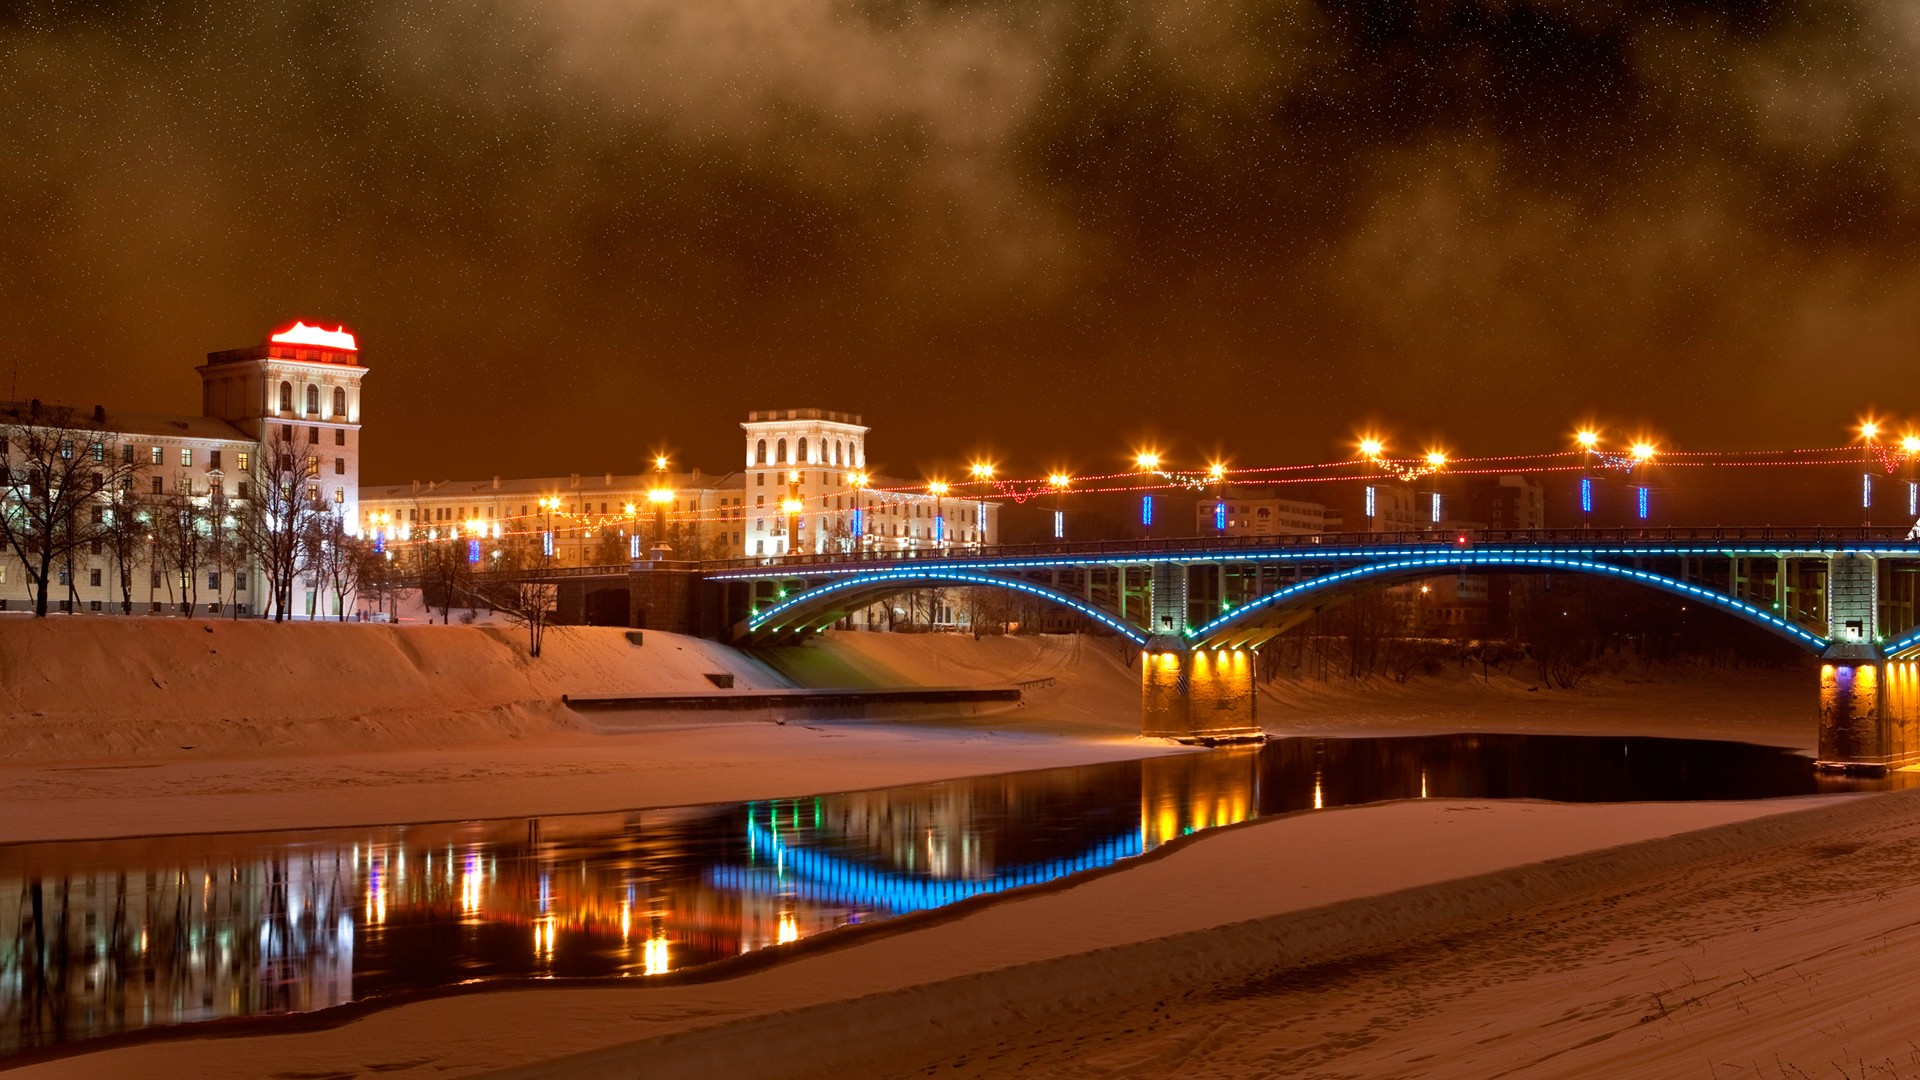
[4,1,1917,488]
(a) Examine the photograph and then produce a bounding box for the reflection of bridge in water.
[0,750,1256,1058]
[704,530,1920,768]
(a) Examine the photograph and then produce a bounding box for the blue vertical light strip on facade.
[1638,485,1650,519]
[978,501,988,543]
[934,515,944,542]
[1364,486,1376,518]
[374,529,385,554]
[1053,510,1064,539]
[1863,472,1873,509]
[1910,481,1917,516]
[467,539,481,564]
[542,531,554,557]
[1141,495,1153,526]
[1580,477,1593,514]
[629,533,640,559]
[851,508,863,538]
[1214,500,1226,530]
[1430,493,1441,523]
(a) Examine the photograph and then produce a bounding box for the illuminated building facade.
[0,321,367,618]
[356,471,747,566]
[742,408,999,557]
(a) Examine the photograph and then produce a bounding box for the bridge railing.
[697,525,1920,575]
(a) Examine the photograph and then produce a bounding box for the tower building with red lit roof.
[0,320,368,619]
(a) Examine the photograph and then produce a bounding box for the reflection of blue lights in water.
[717,822,1143,913]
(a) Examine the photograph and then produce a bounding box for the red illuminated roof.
[269,321,357,351]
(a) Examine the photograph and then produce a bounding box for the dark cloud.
[2,0,1916,483]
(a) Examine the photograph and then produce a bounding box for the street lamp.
[539,497,560,562]
[647,486,673,557]
[969,462,994,481]
[1860,420,1882,529]
[1356,436,1386,535]
[1424,450,1447,529]
[1903,435,1920,529]
[1208,461,1227,534]
[1134,451,1160,538]
[1575,428,1600,525]
[1629,442,1656,523]
[850,470,870,554]
[928,480,950,552]
[1048,472,1070,540]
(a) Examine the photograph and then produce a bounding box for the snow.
[0,620,1876,1078]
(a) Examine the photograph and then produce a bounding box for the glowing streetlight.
[1135,451,1161,472]
[1629,442,1656,463]
[1357,437,1385,462]
[1627,442,1656,522]
[1208,462,1226,481]
[969,462,995,481]
[1859,422,1881,528]
[1422,450,1448,528]
[1574,429,1599,450]
[928,481,949,551]
[1048,472,1071,540]
[1903,435,1920,455]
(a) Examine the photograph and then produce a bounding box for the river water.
[1,734,1908,1058]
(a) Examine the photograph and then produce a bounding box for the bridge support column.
[1818,658,1920,771]
[1141,642,1262,744]
[1817,555,1916,769]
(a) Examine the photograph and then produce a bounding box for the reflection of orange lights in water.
[620,902,632,945]
[461,853,481,917]
[643,934,670,975]
[777,912,799,945]
[533,916,556,960]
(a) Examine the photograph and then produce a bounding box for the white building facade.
[0,321,368,617]
[741,408,997,558]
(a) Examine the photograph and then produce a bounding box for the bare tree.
[99,471,153,615]
[234,427,324,621]
[0,402,143,616]
[152,488,209,615]
[315,507,372,621]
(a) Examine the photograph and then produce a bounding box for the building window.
[797,437,809,463]
[309,426,319,443]
[755,439,767,465]
[306,455,319,476]
[208,571,221,591]
[332,386,346,416]
[305,384,319,414]
[58,440,71,459]
[150,446,162,465]
[334,428,345,446]
[335,457,345,475]
[89,568,102,587]
[280,382,293,412]
[307,483,320,503]
[209,449,222,470]
[237,451,249,471]
[150,476,163,495]
[89,442,103,462]
[334,487,345,504]
[177,447,190,467]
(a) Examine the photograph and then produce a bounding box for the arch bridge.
[706,528,1920,771]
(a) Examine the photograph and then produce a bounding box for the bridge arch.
[1186,554,1830,653]
[747,569,1150,645]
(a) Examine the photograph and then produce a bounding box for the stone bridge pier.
[1818,555,1920,770]
[1140,562,1262,743]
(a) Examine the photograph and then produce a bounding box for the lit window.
[237,451,249,471]
[150,446,162,465]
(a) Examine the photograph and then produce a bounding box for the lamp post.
[622,502,638,560]
[1574,428,1599,528]
[968,463,993,550]
[782,469,803,557]
[540,497,559,564]
[1048,472,1071,541]
[1208,462,1227,535]
[1134,451,1160,539]
[1860,421,1881,530]
[1903,435,1920,533]
[850,470,870,555]
[1629,442,1656,525]
[928,480,950,553]
[1424,450,1448,532]
[647,486,673,557]
[1357,437,1385,535]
